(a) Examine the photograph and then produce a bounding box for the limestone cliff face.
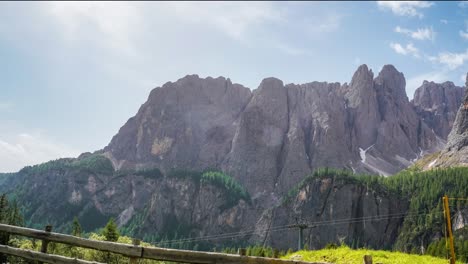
[412,81,464,140]
[103,65,451,202]
[339,65,442,176]
[260,176,407,250]
[222,78,289,200]
[431,73,468,167]
[104,75,252,171]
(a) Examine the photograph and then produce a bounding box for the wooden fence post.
[363,255,372,264]
[238,248,246,256]
[273,249,279,258]
[129,238,141,264]
[38,225,52,264]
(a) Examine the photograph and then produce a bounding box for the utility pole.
[443,195,456,264]
[288,218,314,251]
[297,223,307,251]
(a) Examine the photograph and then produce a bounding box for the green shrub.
[72,154,114,175]
[201,171,251,207]
[135,168,163,179]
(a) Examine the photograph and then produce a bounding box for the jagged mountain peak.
[422,72,468,168]
[350,64,374,88]
[375,64,407,100]
[257,77,284,90]
[104,64,451,183]
[412,79,464,140]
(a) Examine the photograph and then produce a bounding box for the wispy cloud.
[152,2,285,43]
[429,49,468,70]
[461,31,468,40]
[395,26,435,41]
[43,1,295,58]
[440,19,448,24]
[460,21,468,40]
[0,133,80,172]
[305,13,343,33]
[46,2,142,58]
[377,1,434,18]
[389,42,420,58]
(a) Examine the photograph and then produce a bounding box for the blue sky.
[0,1,467,172]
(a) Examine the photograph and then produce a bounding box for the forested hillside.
[1,165,466,255]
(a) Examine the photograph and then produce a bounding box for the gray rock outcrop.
[412,81,464,139]
[104,75,252,171]
[262,176,407,250]
[432,73,468,167]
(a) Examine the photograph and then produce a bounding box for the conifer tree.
[71,217,82,237]
[102,218,119,242]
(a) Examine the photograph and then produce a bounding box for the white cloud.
[407,71,450,98]
[0,133,80,172]
[306,13,343,33]
[389,42,420,58]
[46,2,141,57]
[42,2,340,60]
[150,2,285,42]
[395,26,435,41]
[43,1,289,55]
[460,21,468,40]
[461,31,468,40]
[429,49,468,70]
[377,1,434,18]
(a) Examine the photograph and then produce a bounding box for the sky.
[0,1,467,172]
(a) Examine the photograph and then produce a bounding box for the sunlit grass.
[282,245,458,264]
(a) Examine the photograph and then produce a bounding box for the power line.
[159,210,439,245]
[155,210,438,246]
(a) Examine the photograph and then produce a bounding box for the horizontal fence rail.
[0,223,330,264]
[0,244,104,264]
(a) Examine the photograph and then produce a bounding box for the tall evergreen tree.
[102,218,119,242]
[71,217,82,237]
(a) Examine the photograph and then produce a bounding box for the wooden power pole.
[443,195,456,264]
[297,224,307,251]
[288,218,315,251]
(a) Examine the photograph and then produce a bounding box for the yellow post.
[443,195,456,264]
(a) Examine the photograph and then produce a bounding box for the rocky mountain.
[103,64,453,200]
[0,64,465,252]
[430,74,468,168]
[412,80,464,140]
[254,174,407,250]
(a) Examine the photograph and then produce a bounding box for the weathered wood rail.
[0,223,330,264]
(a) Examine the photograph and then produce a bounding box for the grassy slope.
[282,246,460,264]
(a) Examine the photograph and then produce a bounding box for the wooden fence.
[0,223,330,264]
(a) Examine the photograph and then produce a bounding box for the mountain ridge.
[0,64,466,253]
